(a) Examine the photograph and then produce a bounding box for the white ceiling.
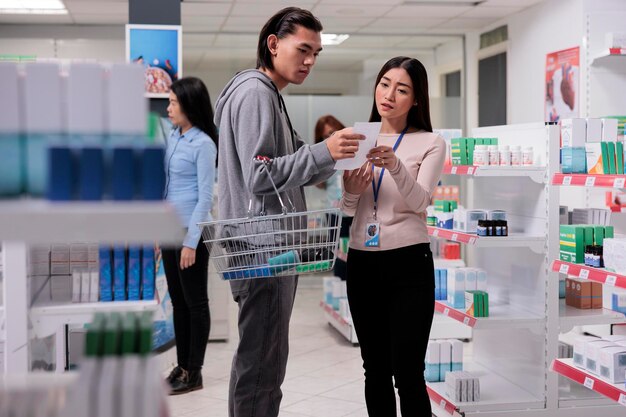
[0,0,545,72]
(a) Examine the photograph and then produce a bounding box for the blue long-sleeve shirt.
[164,126,217,248]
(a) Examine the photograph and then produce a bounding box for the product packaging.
[0,62,23,195]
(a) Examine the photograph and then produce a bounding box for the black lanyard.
[371,126,409,219]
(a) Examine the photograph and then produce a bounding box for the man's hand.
[325,127,365,161]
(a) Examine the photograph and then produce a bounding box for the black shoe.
[165,366,183,387]
[169,369,203,395]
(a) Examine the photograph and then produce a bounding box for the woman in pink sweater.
[341,56,446,416]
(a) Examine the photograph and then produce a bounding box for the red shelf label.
[443,165,477,176]
[435,301,477,327]
[552,359,626,406]
[553,174,626,189]
[552,260,626,290]
[428,227,478,245]
[427,386,457,414]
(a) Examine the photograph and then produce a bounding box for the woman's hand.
[343,162,373,195]
[180,247,196,270]
[367,145,399,170]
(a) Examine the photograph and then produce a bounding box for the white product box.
[89,270,99,303]
[68,64,105,135]
[0,63,20,134]
[561,118,587,147]
[450,339,463,372]
[70,261,89,271]
[598,346,626,383]
[72,271,81,303]
[602,118,618,142]
[70,244,89,262]
[573,336,600,367]
[107,64,147,135]
[465,269,477,291]
[606,32,626,49]
[80,270,90,303]
[425,340,440,382]
[462,371,473,402]
[585,341,616,375]
[476,269,488,291]
[339,298,351,320]
[24,63,62,133]
[51,275,72,302]
[447,268,465,309]
[453,209,487,233]
[586,118,603,143]
[444,371,463,402]
[603,238,626,275]
[439,340,452,382]
[88,244,99,262]
[486,210,507,221]
[602,335,626,343]
[585,143,604,174]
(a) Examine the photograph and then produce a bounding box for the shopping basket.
[199,156,341,280]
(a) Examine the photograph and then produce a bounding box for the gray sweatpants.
[228,275,298,417]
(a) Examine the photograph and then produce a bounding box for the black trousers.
[347,243,435,417]
[162,239,210,371]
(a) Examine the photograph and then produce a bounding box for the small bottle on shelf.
[499,145,512,166]
[523,146,534,166]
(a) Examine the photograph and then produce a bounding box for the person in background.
[341,56,446,416]
[314,115,352,279]
[162,76,218,395]
[213,7,364,417]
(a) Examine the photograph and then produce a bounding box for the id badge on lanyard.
[365,126,408,247]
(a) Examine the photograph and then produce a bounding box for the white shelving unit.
[320,301,358,345]
[1,201,185,373]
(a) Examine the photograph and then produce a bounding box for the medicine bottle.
[488,145,499,166]
[499,145,511,166]
[473,145,489,166]
[523,147,534,166]
[511,146,522,166]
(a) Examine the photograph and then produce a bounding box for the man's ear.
[267,34,279,56]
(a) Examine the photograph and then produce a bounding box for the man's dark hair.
[256,7,323,71]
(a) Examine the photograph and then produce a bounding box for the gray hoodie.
[214,69,335,221]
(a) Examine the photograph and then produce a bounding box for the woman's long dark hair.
[369,56,433,132]
[170,77,218,147]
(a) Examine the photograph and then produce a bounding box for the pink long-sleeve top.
[340,130,446,251]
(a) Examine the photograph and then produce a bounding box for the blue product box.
[141,245,155,300]
[111,147,135,200]
[440,269,448,300]
[79,146,104,200]
[46,146,74,201]
[141,146,165,200]
[222,266,272,280]
[127,246,141,301]
[0,134,23,195]
[561,147,587,174]
[434,269,441,300]
[99,247,112,302]
[113,246,127,301]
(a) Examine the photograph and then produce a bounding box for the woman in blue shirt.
[162,77,218,395]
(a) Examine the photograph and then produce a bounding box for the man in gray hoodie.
[213,7,364,417]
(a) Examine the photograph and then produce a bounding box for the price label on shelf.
[463,317,470,325]
[579,269,589,279]
[606,275,617,286]
[619,393,626,406]
[559,264,570,274]
[440,399,447,409]
[562,176,572,186]
[443,308,450,316]
[451,167,458,174]
[469,237,477,245]
[467,167,475,175]
[614,178,626,189]
[585,176,596,187]
[584,376,595,390]
[451,233,459,241]
[432,229,440,237]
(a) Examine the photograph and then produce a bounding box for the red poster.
[545,46,579,122]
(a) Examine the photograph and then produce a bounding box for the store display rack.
[434,300,544,331]
[559,300,625,332]
[319,301,358,345]
[1,201,184,373]
[443,164,546,184]
[552,173,626,189]
[427,226,545,252]
[552,358,626,406]
[552,260,626,290]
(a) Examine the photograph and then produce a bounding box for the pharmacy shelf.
[319,301,358,345]
[552,260,626,289]
[552,173,626,189]
[443,165,546,183]
[434,258,465,269]
[0,201,185,244]
[426,361,544,414]
[591,51,626,66]
[29,300,158,338]
[559,300,625,332]
[427,227,545,251]
[434,301,544,330]
[552,358,626,407]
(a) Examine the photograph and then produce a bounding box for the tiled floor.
[166,278,372,417]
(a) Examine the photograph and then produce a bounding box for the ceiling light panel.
[0,0,67,14]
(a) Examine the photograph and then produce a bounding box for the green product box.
[615,142,624,174]
[476,292,483,318]
[608,142,617,174]
[484,138,498,146]
[601,142,611,174]
[605,226,614,239]
[560,225,585,264]
[460,138,469,165]
[483,291,489,317]
[450,201,458,211]
[467,138,476,165]
[474,138,484,146]
[593,226,605,246]
[435,200,454,212]
[583,226,595,248]
[435,200,445,212]
[451,139,462,165]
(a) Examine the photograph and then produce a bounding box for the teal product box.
[612,293,626,315]
[561,147,587,174]
[141,245,155,300]
[440,269,448,300]
[439,340,452,382]
[559,279,566,299]
[99,247,112,302]
[425,340,440,382]
[450,339,463,372]
[127,246,141,301]
[435,269,441,300]
[447,268,466,309]
[24,63,64,195]
[268,250,299,274]
[607,142,617,174]
[113,246,126,301]
[0,63,23,195]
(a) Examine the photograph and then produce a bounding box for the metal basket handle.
[247,156,296,217]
